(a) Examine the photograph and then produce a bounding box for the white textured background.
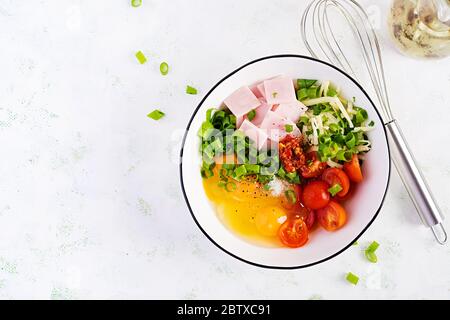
[0,0,449,299]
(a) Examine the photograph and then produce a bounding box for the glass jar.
[388,0,450,58]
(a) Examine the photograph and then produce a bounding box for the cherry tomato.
[278,217,309,248]
[292,206,315,230]
[322,168,350,197]
[302,181,330,210]
[316,201,347,231]
[255,206,287,237]
[300,151,327,178]
[343,154,363,183]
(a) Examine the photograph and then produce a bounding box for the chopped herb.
[160,62,169,75]
[131,0,142,8]
[186,85,198,95]
[285,190,297,204]
[346,272,359,285]
[263,184,271,191]
[328,184,343,196]
[368,120,375,127]
[353,241,358,246]
[272,92,278,98]
[285,124,294,133]
[147,109,165,120]
[247,109,256,121]
[135,51,147,64]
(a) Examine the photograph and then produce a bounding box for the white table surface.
[0,0,449,300]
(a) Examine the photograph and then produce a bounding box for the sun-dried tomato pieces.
[279,135,306,173]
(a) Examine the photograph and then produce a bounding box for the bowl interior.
[180,55,390,268]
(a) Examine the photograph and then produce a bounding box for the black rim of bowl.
[179,54,391,269]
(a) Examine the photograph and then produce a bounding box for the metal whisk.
[301,0,447,244]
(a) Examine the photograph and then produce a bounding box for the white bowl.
[180,55,391,269]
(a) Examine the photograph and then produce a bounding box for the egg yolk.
[255,207,287,236]
[202,164,292,246]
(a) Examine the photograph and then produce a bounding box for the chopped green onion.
[225,181,237,192]
[217,181,227,188]
[368,120,375,127]
[234,165,247,177]
[222,163,235,170]
[245,164,260,175]
[327,86,338,97]
[147,109,165,120]
[160,62,169,75]
[272,92,278,98]
[277,167,286,178]
[285,190,297,204]
[247,109,256,121]
[186,85,198,95]
[263,184,271,191]
[200,167,213,178]
[131,0,142,7]
[135,51,147,64]
[336,150,353,162]
[297,88,308,101]
[365,250,378,263]
[298,116,309,126]
[297,79,317,89]
[328,184,342,196]
[366,241,379,252]
[364,241,380,263]
[307,86,320,99]
[353,241,358,246]
[285,124,293,133]
[345,132,356,148]
[346,272,359,285]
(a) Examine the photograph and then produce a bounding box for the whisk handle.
[386,120,447,244]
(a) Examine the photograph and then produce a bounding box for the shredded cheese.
[327,159,343,168]
[310,118,319,145]
[353,126,374,132]
[319,80,329,97]
[332,98,354,128]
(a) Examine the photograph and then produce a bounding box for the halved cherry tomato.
[316,201,347,231]
[343,154,363,183]
[302,181,330,210]
[300,151,327,178]
[292,206,315,229]
[322,168,350,197]
[282,185,302,211]
[278,217,309,248]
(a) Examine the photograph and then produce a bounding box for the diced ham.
[250,98,271,126]
[274,100,307,123]
[264,76,297,105]
[259,111,301,142]
[236,115,244,128]
[256,83,266,99]
[250,83,264,99]
[238,119,269,150]
[224,86,261,117]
